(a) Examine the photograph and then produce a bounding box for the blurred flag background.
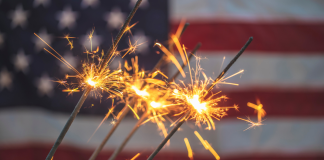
[1,0,324,160]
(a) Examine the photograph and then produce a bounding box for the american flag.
[1,0,324,160]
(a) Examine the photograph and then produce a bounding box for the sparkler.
[108,43,202,160]
[147,37,253,160]
[88,21,190,160]
[44,0,143,159]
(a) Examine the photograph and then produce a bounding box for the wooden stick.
[147,111,191,160]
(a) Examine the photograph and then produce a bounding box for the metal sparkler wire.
[108,43,202,160]
[147,37,253,160]
[88,21,190,160]
[45,0,143,159]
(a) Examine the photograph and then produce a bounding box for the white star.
[59,52,78,73]
[103,7,126,30]
[13,49,31,74]
[56,6,78,30]
[81,30,102,51]
[36,74,54,97]
[33,0,50,7]
[129,0,149,9]
[0,68,13,91]
[8,4,29,28]
[0,32,4,48]
[81,0,99,8]
[33,28,53,52]
[131,31,151,54]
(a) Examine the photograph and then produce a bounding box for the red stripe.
[170,22,324,53]
[219,90,324,118]
[0,144,323,160]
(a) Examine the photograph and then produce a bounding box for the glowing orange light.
[184,138,194,160]
[187,95,207,113]
[130,153,140,160]
[194,131,220,160]
[150,101,162,108]
[87,78,97,87]
[131,86,149,97]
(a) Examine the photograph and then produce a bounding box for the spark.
[184,138,194,160]
[154,42,186,77]
[125,22,138,35]
[121,37,145,58]
[194,131,220,160]
[128,104,140,120]
[247,99,266,123]
[130,153,140,160]
[62,88,80,96]
[237,117,264,131]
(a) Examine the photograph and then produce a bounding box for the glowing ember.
[184,138,193,160]
[131,86,149,97]
[87,78,97,86]
[150,101,162,108]
[186,94,207,113]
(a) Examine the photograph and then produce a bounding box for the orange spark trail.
[247,99,266,123]
[35,33,81,76]
[184,138,194,160]
[171,35,186,65]
[128,104,140,120]
[154,42,186,77]
[194,131,220,160]
[237,117,263,131]
[130,153,140,160]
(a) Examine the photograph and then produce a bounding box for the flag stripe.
[169,53,324,90]
[1,145,323,160]
[170,22,324,52]
[0,108,324,159]
[223,91,324,117]
[171,0,324,23]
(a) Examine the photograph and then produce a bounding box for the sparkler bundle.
[36,0,266,159]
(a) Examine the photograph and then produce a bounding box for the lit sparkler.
[147,37,253,160]
[107,43,202,160]
[89,22,192,160]
[43,0,144,159]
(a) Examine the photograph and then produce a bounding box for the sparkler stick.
[108,43,202,160]
[147,37,253,160]
[45,1,143,160]
[147,111,191,160]
[88,20,190,160]
[108,112,149,160]
[205,37,253,95]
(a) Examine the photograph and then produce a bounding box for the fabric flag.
[0,0,324,160]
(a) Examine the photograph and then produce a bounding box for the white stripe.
[168,52,324,90]
[0,108,324,157]
[171,0,324,22]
